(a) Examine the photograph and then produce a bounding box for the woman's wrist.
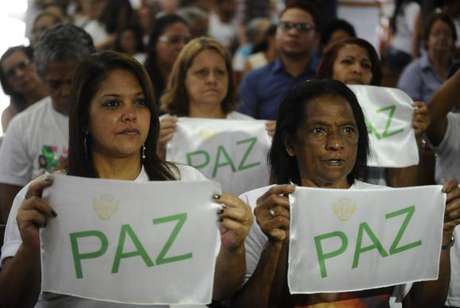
[442,233,455,250]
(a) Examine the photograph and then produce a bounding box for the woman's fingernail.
[51,209,58,217]
[218,217,223,222]
[213,194,221,200]
[217,208,224,214]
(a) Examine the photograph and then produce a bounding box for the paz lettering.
[186,137,261,177]
[366,105,404,140]
[314,205,422,278]
[69,213,192,279]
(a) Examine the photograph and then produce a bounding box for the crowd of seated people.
[0,0,460,307]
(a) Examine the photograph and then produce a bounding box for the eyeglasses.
[278,21,315,33]
[158,35,191,45]
[4,60,32,79]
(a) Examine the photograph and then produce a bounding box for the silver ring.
[269,209,276,217]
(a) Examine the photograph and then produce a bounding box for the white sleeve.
[435,114,460,168]
[389,283,412,307]
[404,3,420,33]
[0,117,32,186]
[239,188,270,284]
[0,185,28,265]
[176,164,209,181]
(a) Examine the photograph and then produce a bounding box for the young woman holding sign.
[316,37,430,187]
[157,37,254,159]
[233,79,460,308]
[0,51,253,307]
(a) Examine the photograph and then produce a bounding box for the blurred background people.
[144,14,191,104]
[385,0,421,74]
[398,12,457,102]
[320,18,356,54]
[0,24,95,240]
[237,1,320,120]
[0,46,48,131]
[113,25,146,63]
[30,8,65,47]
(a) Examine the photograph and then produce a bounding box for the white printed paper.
[349,85,419,167]
[288,185,445,293]
[41,175,221,305]
[166,118,271,195]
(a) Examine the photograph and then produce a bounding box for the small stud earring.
[142,145,146,160]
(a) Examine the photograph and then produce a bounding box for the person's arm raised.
[0,175,56,307]
[0,183,22,229]
[427,70,460,146]
[212,193,253,300]
[233,184,294,308]
[157,115,177,160]
[404,180,460,307]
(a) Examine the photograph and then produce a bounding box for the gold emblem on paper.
[92,194,119,220]
[332,198,357,222]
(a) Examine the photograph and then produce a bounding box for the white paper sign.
[166,118,271,195]
[349,85,419,167]
[288,185,445,293]
[41,175,221,305]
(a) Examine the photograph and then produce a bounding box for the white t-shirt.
[391,2,420,55]
[0,97,68,186]
[1,164,208,308]
[225,111,253,120]
[434,112,460,184]
[73,15,109,47]
[239,180,410,307]
[208,12,238,50]
[247,52,268,71]
[432,112,460,306]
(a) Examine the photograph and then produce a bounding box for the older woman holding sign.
[0,51,253,307]
[233,79,460,307]
[316,37,430,187]
[157,37,253,158]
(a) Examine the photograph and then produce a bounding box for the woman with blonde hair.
[158,36,252,158]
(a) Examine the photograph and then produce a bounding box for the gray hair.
[34,24,96,76]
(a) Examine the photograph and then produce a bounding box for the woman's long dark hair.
[68,50,177,180]
[269,79,369,185]
[114,25,146,54]
[144,14,188,103]
[316,37,382,86]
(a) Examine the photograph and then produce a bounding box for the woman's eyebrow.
[100,91,144,97]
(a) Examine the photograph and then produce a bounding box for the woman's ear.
[284,135,296,157]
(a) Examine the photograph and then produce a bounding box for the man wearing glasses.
[237,1,320,120]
